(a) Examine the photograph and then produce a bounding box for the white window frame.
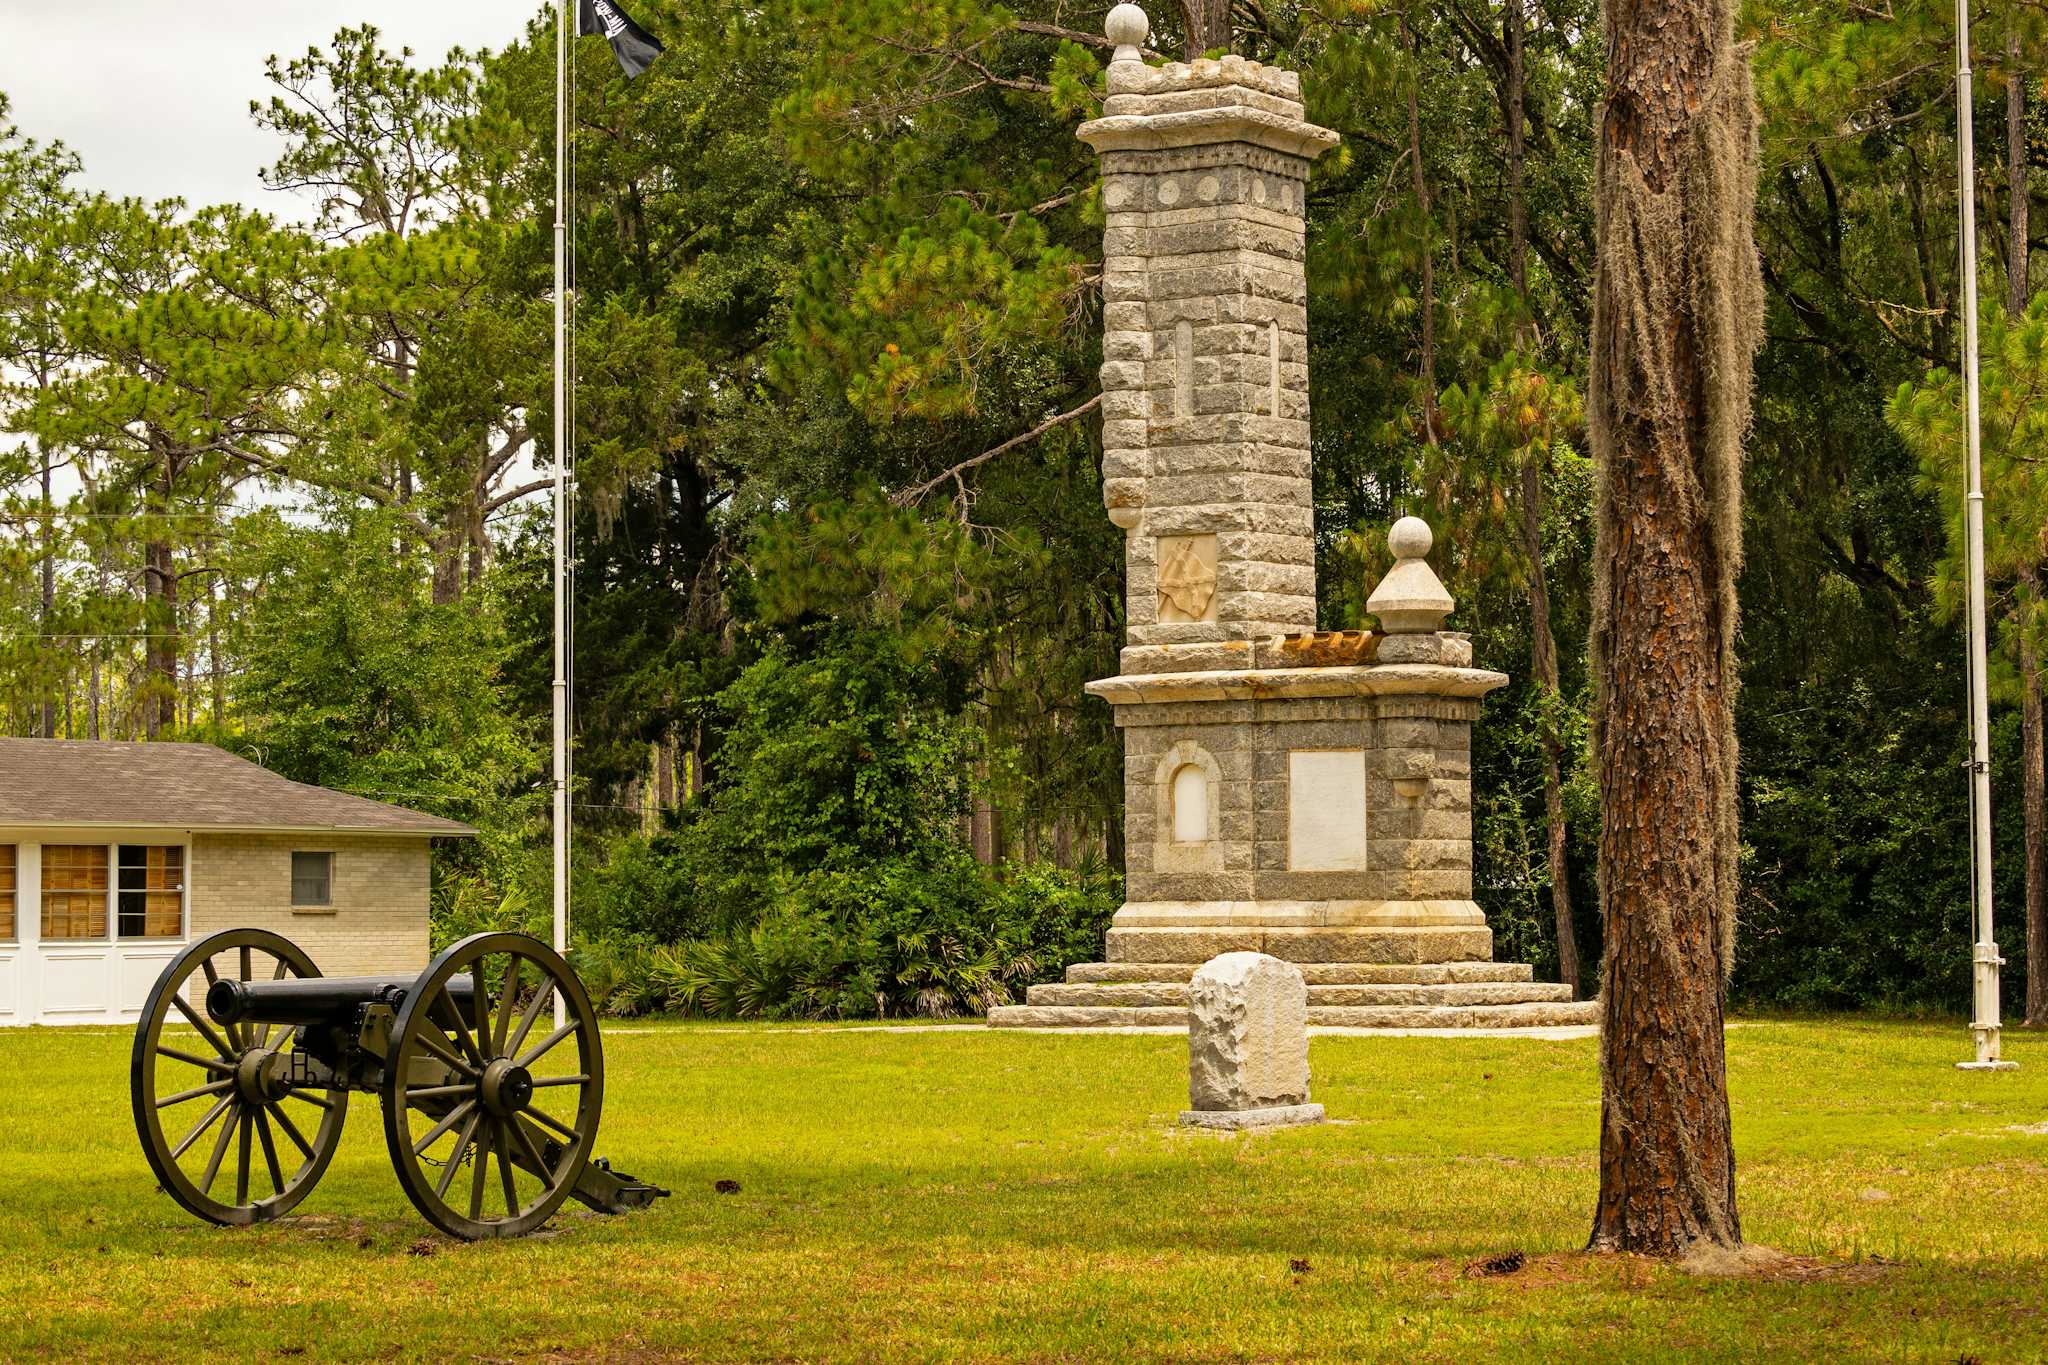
[0,843,16,945]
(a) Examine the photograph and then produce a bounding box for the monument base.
[988,956,1597,1030]
[1179,1103,1325,1131]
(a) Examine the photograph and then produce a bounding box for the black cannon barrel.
[206,974,478,1027]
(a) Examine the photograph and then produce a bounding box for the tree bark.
[143,535,179,739]
[1178,0,1230,57]
[1507,0,1530,308]
[39,437,57,739]
[2009,39,2044,1027]
[2023,569,2048,1027]
[1507,0,1577,994]
[1585,0,1762,1256]
[1523,461,1581,996]
[2007,28,2029,320]
[1402,3,1439,443]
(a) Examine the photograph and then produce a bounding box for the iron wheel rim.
[130,928,348,1227]
[381,932,603,1241]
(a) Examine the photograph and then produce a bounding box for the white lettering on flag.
[594,1,629,39]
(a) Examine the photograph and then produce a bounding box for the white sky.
[0,0,544,214]
[0,2,554,510]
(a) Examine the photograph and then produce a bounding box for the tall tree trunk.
[431,525,465,606]
[2023,569,2048,1027]
[2009,38,2044,1027]
[1523,462,1582,995]
[142,452,181,740]
[1178,0,1230,56]
[1585,0,1763,1256]
[38,437,57,739]
[144,535,179,739]
[2007,28,2029,320]
[1507,0,1530,309]
[1506,0,1578,993]
[1402,3,1438,443]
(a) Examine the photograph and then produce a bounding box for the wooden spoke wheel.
[382,933,604,1241]
[131,929,348,1226]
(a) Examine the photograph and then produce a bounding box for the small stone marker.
[1180,952,1324,1130]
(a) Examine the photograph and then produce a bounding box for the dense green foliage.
[2,0,2044,1015]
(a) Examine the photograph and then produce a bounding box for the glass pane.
[118,890,146,938]
[42,847,109,939]
[291,852,332,906]
[0,846,13,942]
[115,847,183,938]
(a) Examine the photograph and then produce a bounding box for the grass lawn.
[7,1016,2048,1361]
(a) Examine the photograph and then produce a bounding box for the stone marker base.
[988,959,1597,1030]
[1107,926,1495,964]
[1180,1103,1325,1131]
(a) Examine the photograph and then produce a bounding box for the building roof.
[0,740,476,837]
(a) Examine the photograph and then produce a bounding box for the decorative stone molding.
[1086,663,1509,706]
[1367,516,1456,634]
[1153,740,1224,873]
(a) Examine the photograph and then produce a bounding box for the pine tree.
[1585,0,1764,1254]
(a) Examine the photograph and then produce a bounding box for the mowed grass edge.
[4,1017,2046,1361]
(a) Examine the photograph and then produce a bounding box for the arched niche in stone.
[1154,740,1223,873]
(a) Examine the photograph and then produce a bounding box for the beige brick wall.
[188,833,433,978]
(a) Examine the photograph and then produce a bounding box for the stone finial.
[1106,3,1149,64]
[1366,515,1455,634]
[1179,952,1324,1130]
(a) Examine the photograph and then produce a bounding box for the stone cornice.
[1084,663,1510,706]
[1078,106,1340,162]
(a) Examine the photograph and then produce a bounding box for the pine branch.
[891,394,1102,508]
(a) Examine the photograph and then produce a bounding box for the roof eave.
[0,819,476,838]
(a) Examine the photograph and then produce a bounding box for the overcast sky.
[0,1,544,215]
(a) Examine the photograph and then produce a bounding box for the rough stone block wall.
[188,832,433,978]
[1083,55,1335,661]
[1119,694,1478,907]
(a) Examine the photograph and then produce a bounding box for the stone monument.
[988,4,1595,1031]
[1180,952,1323,1130]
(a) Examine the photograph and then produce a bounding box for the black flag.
[579,0,664,78]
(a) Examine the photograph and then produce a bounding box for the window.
[41,845,109,940]
[292,851,333,908]
[0,845,14,941]
[117,845,184,939]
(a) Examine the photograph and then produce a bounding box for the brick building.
[0,740,473,1026]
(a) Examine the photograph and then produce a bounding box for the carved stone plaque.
[1156,534,1218,623]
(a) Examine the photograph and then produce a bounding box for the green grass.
[7,1017,2048,1361]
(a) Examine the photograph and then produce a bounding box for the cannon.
[130,929,666,1240]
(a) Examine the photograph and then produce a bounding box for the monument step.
[1105,926,1494,965]
[1065,961,1534,986]
[1026,980,1573,1009]
[987,1000,1601,1030]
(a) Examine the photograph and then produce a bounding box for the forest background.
[2,0,2044,1022]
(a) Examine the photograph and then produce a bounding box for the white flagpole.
[552,0,572,1028]
[1955,0,2013,1070]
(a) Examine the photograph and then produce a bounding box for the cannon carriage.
[130,928,664,1240]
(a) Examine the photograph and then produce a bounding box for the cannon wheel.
[382,932,604,1240]
[131,929,349,1226]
